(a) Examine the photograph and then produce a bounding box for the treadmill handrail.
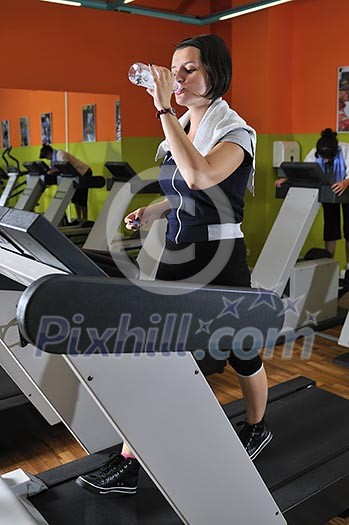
[17,274,285,355]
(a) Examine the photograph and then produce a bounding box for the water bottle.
[128,62,180,92]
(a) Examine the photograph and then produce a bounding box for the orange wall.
[2,0,349,138]
[0,0,209,137]
[228,2,295,134]
[292,0,349,133]
[0,89,118,146]
[0,89,66,146]
[228,0,349,135]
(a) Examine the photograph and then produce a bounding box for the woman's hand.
[124,207,145,230]
[331,179,349,196]
[48,168,59,176]
[146,64,175,111]
[124,200,169,231]
[275,177,287,188]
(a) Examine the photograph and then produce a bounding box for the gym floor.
[1,319,349,524]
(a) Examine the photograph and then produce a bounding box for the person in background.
[39,144,92,222]
[275,128,349,270]
[76,34,273,497]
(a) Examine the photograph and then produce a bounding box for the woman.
[76,34,272,496]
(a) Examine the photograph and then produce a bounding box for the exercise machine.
[43,160,105,228]
[252,161,348,334]
[0,207,349,523]
[3,270,349,523]
[16,161,52,211]
[84,161,161,253]
[0,148,27,206]
[0,205,133,449]
[0,163,8,191]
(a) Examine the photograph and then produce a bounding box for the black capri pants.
[71,167,93,207]
[156,237,263,377]
[323,202,349,241]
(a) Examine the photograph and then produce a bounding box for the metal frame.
[76,0,293,25]
[0,245,121,453]
[62,351,286,525]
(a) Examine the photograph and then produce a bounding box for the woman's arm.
[149,65,244,190]
[124,198,170,230]
[159,113,244,190]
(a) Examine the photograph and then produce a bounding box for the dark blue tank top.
[158,152,252,243]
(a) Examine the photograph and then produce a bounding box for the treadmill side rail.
[65,352,286,525]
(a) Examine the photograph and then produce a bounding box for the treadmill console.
[23,161,49,175]
[0,206,105,275]
[54,161,82,178]
[105,161,136,182]
[280,161,329,187]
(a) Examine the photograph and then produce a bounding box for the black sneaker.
[76,453,140,495]
[237,419,273,461]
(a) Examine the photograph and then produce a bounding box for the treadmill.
[15,161,52,211]
[0,206,136,445]
[0,147,27,206]
[252,161,349,334]
[43,160,105,226]
[0,208,348,524]
[84,160,161,253]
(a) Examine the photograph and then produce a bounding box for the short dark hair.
[175,34,232,100]
[315,128,339,159]
[39,144,53,159]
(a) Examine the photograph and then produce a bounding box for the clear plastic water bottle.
[128,62,180,92]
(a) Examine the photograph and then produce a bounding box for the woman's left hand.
[331,179,349,196]
[146,64,175,111]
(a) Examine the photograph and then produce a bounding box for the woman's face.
[171,46,210,108]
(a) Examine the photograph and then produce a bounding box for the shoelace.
[101,452,123,471]
[95,453,128,480]
[237,420,260,445]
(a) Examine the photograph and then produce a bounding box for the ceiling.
[64,0,295,24]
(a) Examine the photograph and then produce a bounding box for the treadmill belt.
[244,386,349,488]
[30,378,349,525]
[31,470,181,525]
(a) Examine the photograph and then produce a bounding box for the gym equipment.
[16,161,52,211]
[3,271,349,523]
[0,157,161,416]
[43,160,105,228]
[0,205,130,449]
[0,148,27,206]
[0,207,349,523]
[252,161,349,334]
[84,161,161,253]
[0,163,8,190]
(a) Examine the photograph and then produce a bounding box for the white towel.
[155,97,257,194]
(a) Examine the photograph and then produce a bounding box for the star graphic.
[248,283,280,312]
[302,310,322,326]
[280,295,305,317]
[217,296,244,319]
[195,319,213,335]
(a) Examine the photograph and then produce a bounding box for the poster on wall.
[41,112,52,144]
[115,100,122,141]
[1,120,10,148]
[82,104,96,142]
[19,116,30,147]
[337,67,349,132]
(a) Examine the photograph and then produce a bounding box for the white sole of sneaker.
[249,431,273,461]
[76,476,137,495]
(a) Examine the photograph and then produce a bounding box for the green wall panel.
[3,132,349,270]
